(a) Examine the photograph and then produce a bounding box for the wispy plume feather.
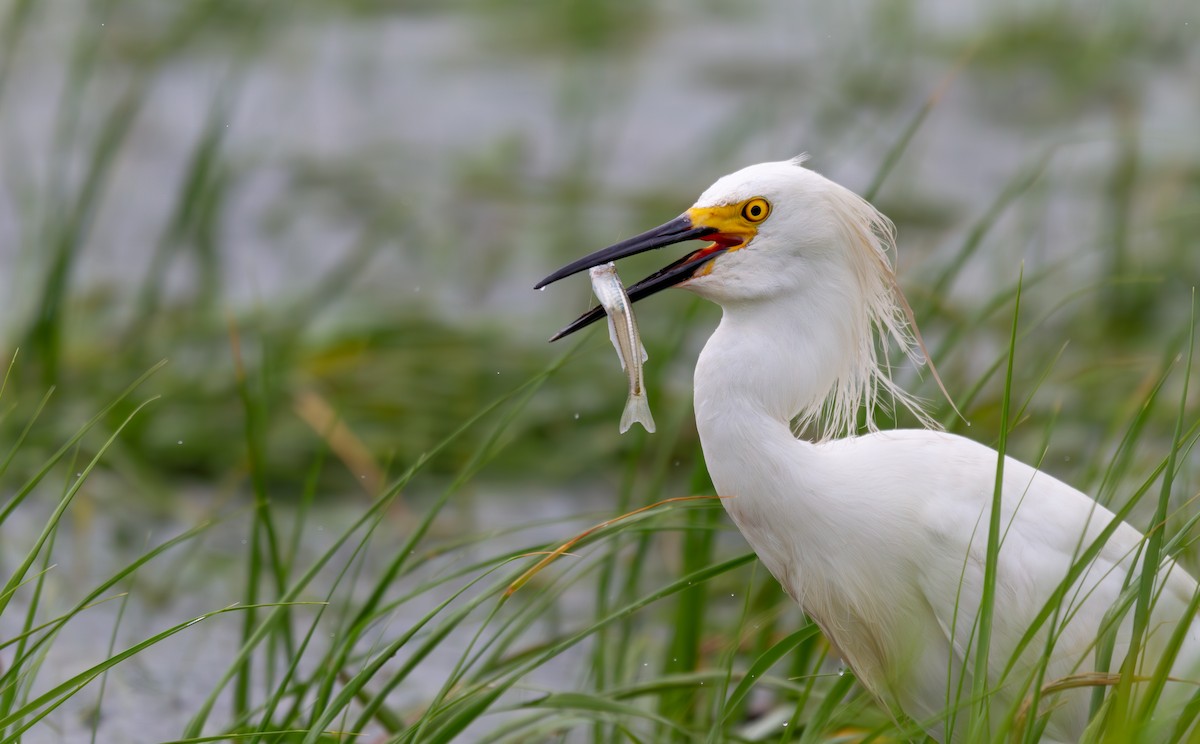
[792,163,945,439]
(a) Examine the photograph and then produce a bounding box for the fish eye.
[741,197,770,223]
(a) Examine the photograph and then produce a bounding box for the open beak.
[535,213,730,341]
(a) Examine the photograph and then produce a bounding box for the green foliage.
[1,1,1198,743]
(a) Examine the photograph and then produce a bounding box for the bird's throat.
[694,301,849,432]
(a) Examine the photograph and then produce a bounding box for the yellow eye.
[741,197,770,223]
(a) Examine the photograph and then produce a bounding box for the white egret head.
[682,158,898,308]
[536,157,937,436]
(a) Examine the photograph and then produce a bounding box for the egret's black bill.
[533,215,716,289]
[547,245,731,342]
[537,213,725,342]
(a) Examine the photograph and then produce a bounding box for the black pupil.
[749,204,761,217]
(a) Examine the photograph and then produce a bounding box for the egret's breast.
[720,485,920,709]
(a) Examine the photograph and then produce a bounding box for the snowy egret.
[536,158,1200,742]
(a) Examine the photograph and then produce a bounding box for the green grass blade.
[0,603,310,741]
[0,393,159,617]
[1132,291,1196,726]
[719,624,821,727]
[968,264,1022,739]
[412,553,757,743]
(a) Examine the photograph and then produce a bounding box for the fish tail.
[619,393,656,434]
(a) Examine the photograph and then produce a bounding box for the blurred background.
[2,0,1199,484]
[1,0,1199,741]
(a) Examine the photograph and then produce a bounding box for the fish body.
[588,262,656,433]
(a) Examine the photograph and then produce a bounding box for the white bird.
[537,158,1200,743]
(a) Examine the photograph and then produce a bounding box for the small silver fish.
[588,262,656,434]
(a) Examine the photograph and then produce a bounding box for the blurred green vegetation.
[1,0,1197,502]
[1,1,1199,742]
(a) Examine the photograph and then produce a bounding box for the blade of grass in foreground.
[304,560,531,744]
[183,354,574,740]
[0,350,15,403]
[0,603,316,743]
[405,553,757,744]
[87,551,136,744]
[0,383,162,618]
[402,501,738,743]
[1098,304,1196,739]
[991,422,1182,729]
[708,559,758,741]
[301,361,558,738]
[227,314,292,723]
[520,691,693,736]
[0,520,215,661]
[657,459,723,737]
[0,360,166,531]
[983,329,1199,738]
[241,454,338,743]
[0,392,162,737]
[967,265,1023,740]
[346,516,605,736]
[795,670,859,744]
[1,457,70,739]
[0,386,53,489]
[1131,293,1196,733]
[504,494,721,596]
[717,624,821,729]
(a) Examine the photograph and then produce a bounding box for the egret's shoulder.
[814,428,992,461]
[812,429,1115,530]
[826,430,1140,560]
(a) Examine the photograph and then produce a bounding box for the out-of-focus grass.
[1,1,1199,742]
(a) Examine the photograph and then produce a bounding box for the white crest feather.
[791,162,937,440]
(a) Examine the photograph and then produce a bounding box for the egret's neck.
[694,292,854,437]
[692,291,863,618]
[688,262,918,711]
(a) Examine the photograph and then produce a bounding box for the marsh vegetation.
[1,1,1198,741]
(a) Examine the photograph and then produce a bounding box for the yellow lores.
[686,196,770,242]
[684,197,770,277]
[587,262,656,433]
